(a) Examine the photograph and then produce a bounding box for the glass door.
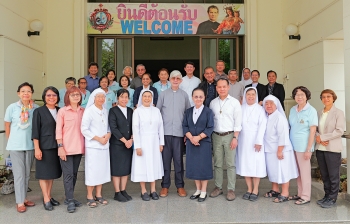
[200,36,243,80]
[91,37,134,80]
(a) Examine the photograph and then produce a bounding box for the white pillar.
[343,0,350,193]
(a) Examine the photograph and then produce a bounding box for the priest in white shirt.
[209,78,242,201]
[180,62,201,106]
[245,70,267,105]
[239,68,252,87]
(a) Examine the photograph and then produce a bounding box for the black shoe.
[67,200,76,213]
[64,199,82,207]
[43,201,53,211]
[249,193,259,202]
[121,190,132,201]
[50,198,60,206]
[114,192,128,202]
[198,194,207,202]
[320,198,337,208]
[190,194,200,200]
[150,192,159,200]
[317,196,328,205]
[141,192,150,201]
[242,192,251,200]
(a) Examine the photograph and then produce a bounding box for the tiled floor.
[1,178,350,223]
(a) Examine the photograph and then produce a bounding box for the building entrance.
[88,35,244,82]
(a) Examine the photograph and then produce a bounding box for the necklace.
[246,105,256,122]
[219,98,228,114]
[96,109,106,126]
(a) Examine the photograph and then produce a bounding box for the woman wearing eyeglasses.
[32,86,62,211]
[182,87,214,202]
[315,89,345,208]
[4,82,39,213]
[55,86,85,213]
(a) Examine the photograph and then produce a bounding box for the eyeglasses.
[193,96,204,99]
[95,95,106,99]
[69,94,81,98]
[46,94,57,97]
[322,96,333,99]
[20,90,32,93]
[295,94,305,98]
[79,82,87,84]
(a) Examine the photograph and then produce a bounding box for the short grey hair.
[122,66,133,75]
[228,69,238,75]
[169,70,183,79]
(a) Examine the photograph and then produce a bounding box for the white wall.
[0,0,47,164]
[46,0,87,90]
[282,0,343,110]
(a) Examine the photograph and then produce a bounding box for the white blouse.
[192,105,204,124]
[118,105,127,119]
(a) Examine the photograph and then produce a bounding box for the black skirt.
[110,143,133,176]
[35,148,62,180]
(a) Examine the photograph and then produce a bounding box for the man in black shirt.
[196,5,220,35]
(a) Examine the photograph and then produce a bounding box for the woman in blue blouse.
[4,82,39,213]
[117,75,134,108]
[288,86,318,205]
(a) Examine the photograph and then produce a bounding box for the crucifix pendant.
[220,111,222,114]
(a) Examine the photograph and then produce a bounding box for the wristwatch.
[58,143,64,148]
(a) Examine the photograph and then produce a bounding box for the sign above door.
[87,3,245,35]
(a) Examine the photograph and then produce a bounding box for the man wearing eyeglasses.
[130,64,153,89]
[156,70,191,198]
[58,77,76,107]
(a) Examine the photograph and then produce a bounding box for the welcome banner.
[87,3,245,35]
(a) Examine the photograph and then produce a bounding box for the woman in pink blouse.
[56,86,85,213]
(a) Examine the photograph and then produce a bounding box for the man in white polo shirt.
[180,61,201,106]
[209,78,242,201]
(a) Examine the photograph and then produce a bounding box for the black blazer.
[198,80,218,107]
[133,86,158,107]
[182,106,214,143]
[108,106,133,146]
[266,82,285,110]
[32,106,59,150]
[245,83,267,103]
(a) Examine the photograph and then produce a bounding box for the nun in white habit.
[236,87,267,201]
[81,88,111,207]
[131,89,164,201]
[263,95,298,203]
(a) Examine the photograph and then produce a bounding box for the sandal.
[264,190,280,198]
[295,198,310,205]
[87,198,97,208]
[273,195,289,203]
[95,196,108,205]
[289,195,301,200]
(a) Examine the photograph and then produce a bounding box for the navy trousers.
[161,135,184,188]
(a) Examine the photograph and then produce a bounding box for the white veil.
[137,89,154,108]
[242,87,258,105]
[262,95,285,117]
[86,88,106,109]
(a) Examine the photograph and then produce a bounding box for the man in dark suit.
[196,5,220,35]
[198,66,218,107]
[245,70,267,105]
[265,70,285,110]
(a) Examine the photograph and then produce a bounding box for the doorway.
[88,35,244,82]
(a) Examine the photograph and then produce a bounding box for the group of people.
[4,60,345,214]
